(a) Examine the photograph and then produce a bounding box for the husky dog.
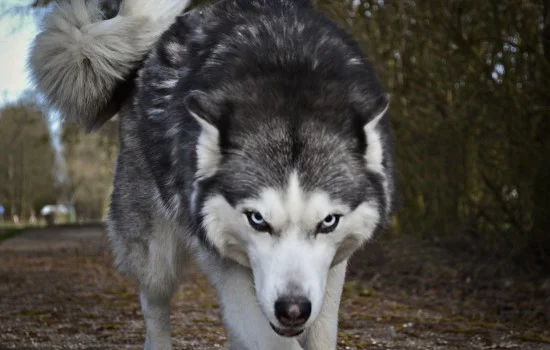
[29,0,397,349]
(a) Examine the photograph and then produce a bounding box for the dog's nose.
[274,296,311,327]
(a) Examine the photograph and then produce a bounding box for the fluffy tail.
[28,0,192,131]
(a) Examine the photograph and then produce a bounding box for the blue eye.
[318,214,341,234]
[246,211,271,232]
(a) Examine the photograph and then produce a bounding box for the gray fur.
[28,0,191,131]
[29,0,397,349]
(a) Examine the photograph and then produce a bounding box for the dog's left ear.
[360,93,391,174]
[364,93,391,129]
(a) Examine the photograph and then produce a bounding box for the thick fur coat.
[29,1,397,349]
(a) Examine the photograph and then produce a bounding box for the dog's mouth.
[270,323,304,337]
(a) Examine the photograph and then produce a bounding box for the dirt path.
[0,226,548,349]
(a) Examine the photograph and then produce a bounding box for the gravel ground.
[0,225,548,349]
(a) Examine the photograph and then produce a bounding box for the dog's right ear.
[185,91,223,179]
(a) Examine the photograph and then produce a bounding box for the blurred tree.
[0,98,58,221]
[318,0,550,265]
[60,120,118,221]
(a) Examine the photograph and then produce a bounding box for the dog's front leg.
[205,259,303,350]
[299,260,347,350]
[140,289,174,350]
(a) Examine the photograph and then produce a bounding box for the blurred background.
[2,0,548,268]
[0,1,549,347]
[0,1,120,228]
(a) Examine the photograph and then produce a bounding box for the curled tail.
[28,0,192,131]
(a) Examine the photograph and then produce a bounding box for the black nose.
[274,296,312,327]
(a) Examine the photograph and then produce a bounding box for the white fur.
[364,99,391,215]
[28,0,191,130]
[118,0,187,20]
[200,171,380,349]
[363,100,389,174]
[186,99,224,226]
[238,173,351,230]
[148,108,165,116]
[154,78,179,89]
[191,113,222,180]
[201,195,250,267]
[298,259,347,350]
[197,251,305,350]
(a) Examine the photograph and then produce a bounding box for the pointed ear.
[364,93,391,129]
[185,91,222,179]
[362,94,390,175]
[361,93,395,222]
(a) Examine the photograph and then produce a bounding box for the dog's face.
[200,173,381,336]
[187,89,392,336]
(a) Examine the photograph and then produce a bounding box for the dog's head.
[186,81,394,336]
